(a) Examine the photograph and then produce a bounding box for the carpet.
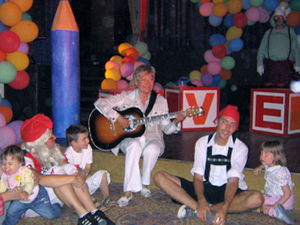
[18,183,299,225]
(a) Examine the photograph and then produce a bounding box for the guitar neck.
[134,111,185,125]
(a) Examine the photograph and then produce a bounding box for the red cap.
[21,114,53,142]
[218,105,240,127]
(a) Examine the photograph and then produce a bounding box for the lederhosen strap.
[204,134,236,182]
[144,91,157,116]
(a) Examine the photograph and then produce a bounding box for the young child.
[254,140,294,224]
[0,145,61,225]
[65,124,115,211]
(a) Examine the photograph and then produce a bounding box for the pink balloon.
[204,50,220,63]
[134,61,145,70]
[7,120,24,144]
[117,79,129,89]
[0,126,17,150]
[208,62,221,75]
[199,2,213,17]
[0,113,6,127]
[246,7,260,22]
[120,62,134,78]
[258,7,270,23]
[17,42,29,54]
[191,79,203,87]
[105,60,120,71]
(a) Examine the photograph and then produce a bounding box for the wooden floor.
[162,128,300,173]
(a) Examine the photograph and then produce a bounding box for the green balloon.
[250,0,263,7]
[0,61,17,84]
[134,42,148,56]
[22,13,32,21]
[141,51,151,60]
[221,56,236,70]
[218,79,227,88]
[190,0,199,3]
[290,0,300,11]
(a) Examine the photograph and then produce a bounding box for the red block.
[250,88,300,136]
[165,86,220,131]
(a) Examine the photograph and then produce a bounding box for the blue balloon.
[223,15,234,28]
[295,25,300,35]
[137,57,151,65]
[209,15,223,27]
[177,76,190,86]
[211,75,222,87]
[263,0,279,11]
[0,23,7,32]
[209,34,226,47]
[228,38,244,52]
[242,0,251,10]
[0,98,12,108]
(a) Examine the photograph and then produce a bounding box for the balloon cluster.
[0,0,38,90]
[0,97,24,151]
[187,0,300,89]
[101,41,164,94]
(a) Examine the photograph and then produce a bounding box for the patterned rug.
[18,183,299,225]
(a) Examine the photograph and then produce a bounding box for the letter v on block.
[185,92,215,125]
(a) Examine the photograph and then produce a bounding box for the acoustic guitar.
[88,106,204,151]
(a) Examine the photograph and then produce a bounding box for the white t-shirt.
[64,144,93,170]
[264,165,294,197]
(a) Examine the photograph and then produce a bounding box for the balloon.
[258,6,270,23]
[263,0,278,11]
[290,80,300,93]
[120,62,134,78]
[137,57,150,65]
[0,2,22,26]
[110,55,122,64]
[22,12,32,21]
[17,42,29,54]
[141,51,151,60]
[0,113,5,127]
[200,64,208,74]
[233,13,247,28]
[133,61,145,70]
[191,79,204,87]
[0,106,13,123]
[0,30,21,53]
[124,47,139,61]
[242,0,251,10]
[199,2,213,17]
[208,14,223,27]
[290,0,300,11]
[201,73,213,86]
[0,23,7,33]
[204,49,220,63]
[228,38,244,52]
[286,11,300,28]
[250,0,263,7]
[105,60,120,71]
[212,3,228,17]
[208,62,221,75]
[10,20,39,43]
[0,50,6,62]
[6,51,29,71]
[212,75,222,87]
[10,0,33,12]
[246,7,260,22]
[227,0,243,14]
[0,98,12,108]
[101,78,117,90]
[122,56,135,64]
[208,15,223,27]
[223,14,234,28]
[209,34,226,47]
[165,81,177,87]
[7,120,24,144]
[189,70,202,80]
[153,82,164,94]
[218,79,227,88]
[118,43,133,56]
[226,26,243,40]
[8,70,30,89]
[0,126,17,150]
[221,56,236,70]
[213,0,224,3]
[134,42,148,56]
[117,79,129,89]
[104,68,121,81]
[0,61,17,83]
[219,68,232,80]
[177,76,190,86]
[212,44,227,58]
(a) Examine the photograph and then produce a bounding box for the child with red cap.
[20,114,115,225]
[154,105,264,225]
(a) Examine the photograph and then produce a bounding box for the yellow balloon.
[226,26,243,41]
[189,70,202,80]
[110,55,123,64]
[0,2,22,26]
[101,79,117,90]
[227,0,242,14]
[213,0,224,3]
[212,3,228,17]
[105,68,121,81]
[6,51,29,71]
[118,43,133,56]
[10,20,39,43]
[10,0,33,12]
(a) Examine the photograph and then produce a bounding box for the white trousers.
[120,138,162,192]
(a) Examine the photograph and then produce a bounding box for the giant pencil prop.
[51,0,80,138]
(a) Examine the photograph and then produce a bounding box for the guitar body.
[88,108,146,150]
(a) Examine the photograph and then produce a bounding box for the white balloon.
[290,80,300,93]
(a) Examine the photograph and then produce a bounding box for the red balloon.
[212,44,227,59]
[233,13,247,28]
[8,70,30,89]
[0,50,6,61]
[122,56,136,64]
[0,30,21,53]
